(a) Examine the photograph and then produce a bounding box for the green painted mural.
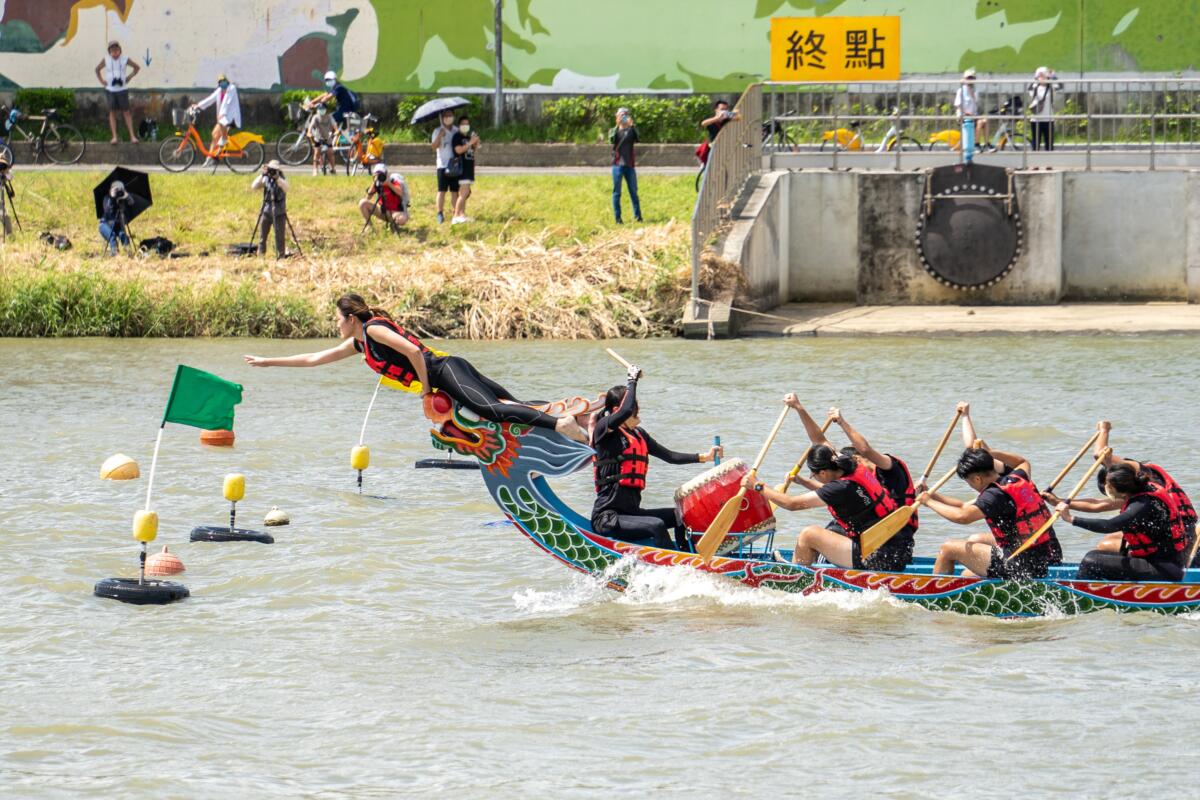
[0,0,1195,91]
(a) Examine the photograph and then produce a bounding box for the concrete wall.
[717,173,785,310]
[721,167,1198,306]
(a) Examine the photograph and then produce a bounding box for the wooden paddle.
[605,347,642,376]
[776,418,834,497]
[859,466,957,558]
[696,405,791,562]
[1043,430,1101,495]
[1007,447,1111,561]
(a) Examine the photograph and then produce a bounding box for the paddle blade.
[858,505,917,559]
[696,489,745,561]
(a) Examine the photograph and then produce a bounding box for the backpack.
[347,87,363,114]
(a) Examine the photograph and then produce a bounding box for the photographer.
[608,107,641,224]
[0,151,14,237]
[1027,66,1063,151]
[358,163,410,229]
[701,99,739,144]
[99,180,134,255]
[94,41,140,144]
[250,160,289,258]
[304,103,336,175]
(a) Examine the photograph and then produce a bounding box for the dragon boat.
[426,396,1200,618]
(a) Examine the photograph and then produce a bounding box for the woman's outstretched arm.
[244,337,358,368]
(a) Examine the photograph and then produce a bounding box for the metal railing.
[761,78,1200,169]
[691,82,762,307]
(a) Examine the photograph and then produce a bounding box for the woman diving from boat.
[590,365,722,551]
[920,445,1062,579]
[739,398,907,573]
[749,396,918,570]
[244,293,589,442]
[1054,463,1188,582]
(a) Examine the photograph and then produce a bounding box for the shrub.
[542,94,712,143]
[14,88,76,119]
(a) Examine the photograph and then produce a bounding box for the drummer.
[749,396,918,570]
[590,364,722,551]
[920,443,1062,579]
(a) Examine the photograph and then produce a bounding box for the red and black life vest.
[1141,462,1197,528]
[355,317,428,387]
[1121,487,1188,559]
[985,472,1054,553]
[880,456,919,533]
[594,427,649,491]
[828,463,899,538]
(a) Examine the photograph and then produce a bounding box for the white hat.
[371,162,387,175]
[962,68,977,80]
[324,70,337,81]
[266,159,282,170]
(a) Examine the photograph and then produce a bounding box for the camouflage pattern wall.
[0,0,1195,91]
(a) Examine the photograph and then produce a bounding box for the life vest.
[1121,487,1188,560]
[827,463,898,538]
[1141,463,1197,527]
[355,317,428,387]
[879,456,918,533]
[985,473,1054,553]
[594,427,649,491]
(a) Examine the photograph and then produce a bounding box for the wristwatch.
[754,482,764,493]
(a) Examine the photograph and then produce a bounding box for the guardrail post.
[1085,90,1092,171]
[1150,112,1156,170]
[832,106,839,170]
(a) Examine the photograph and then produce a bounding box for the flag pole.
[144,423,165,511]
[360,377,383,446]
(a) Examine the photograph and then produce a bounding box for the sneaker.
[451,215,467,225]
[614,219,623,225]
[437,212,445,224]
[635,216,643,223]
[202,156,216,167]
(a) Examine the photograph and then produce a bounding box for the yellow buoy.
[100,453,140,481]
[223,473,246,503]
[351,445,370,471]
[133,509,159,543]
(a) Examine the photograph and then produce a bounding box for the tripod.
[360,178,402,236]
[0,173,21,241]
[103,201,134,255]
[249,175,302,257]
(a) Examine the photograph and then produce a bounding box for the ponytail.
[807,444,855,477]
[1105,463,1150,497]
[336,292,391,324]
[590,385,634,445]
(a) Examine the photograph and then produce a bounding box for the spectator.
[99,181,134,254]
[190,73,241,167]
[696,99,739,166]
[305,102,336,175]
[431,109,458,224]
[95,41,140,144]
[251,160,288,258]
[953,68,988,162]
[312,71,359,133]
[359,162,410,229]
[450,115,480,224]
[609,107,641,224]
[1028,66,1062,151]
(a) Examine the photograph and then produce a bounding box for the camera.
[112,77,124,88]
[111,187,128,201]
[263,167,280,179]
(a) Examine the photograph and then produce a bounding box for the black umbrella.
[409,96,471,125]
[92,167,152,223]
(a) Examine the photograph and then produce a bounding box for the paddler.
[590,364,722,550]
[742,396,906,570]
[244,293,588,442]
[920,444,1062,579]
[1053,462,1187,582]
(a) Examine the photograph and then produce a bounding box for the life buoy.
[93,577,190,605]
[190,525,275,544]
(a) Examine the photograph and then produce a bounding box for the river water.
[2,336,1199,798]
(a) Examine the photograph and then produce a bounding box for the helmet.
[323,70,337,82]
[371,163,387,176]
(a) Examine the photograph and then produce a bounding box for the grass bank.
[0,171,699,338]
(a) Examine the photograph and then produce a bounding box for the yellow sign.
[770,16,900,82]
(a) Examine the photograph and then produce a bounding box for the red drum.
[674,458,777,538]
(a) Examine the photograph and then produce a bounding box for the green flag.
[162,365,243,430]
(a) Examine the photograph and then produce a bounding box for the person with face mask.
[590,366,722,550]
[312,71,359,129]
[304,103,336,175]
[449,115,480,224]
[190,73,242,166]
[431,110,459,224]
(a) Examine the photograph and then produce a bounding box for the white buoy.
[264,506,290,526]
[100,453,140,480]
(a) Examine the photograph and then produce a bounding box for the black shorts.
[851,535,914,572]
[107,90,130,112]
[987,546,1050,580]
[436,168,460,193]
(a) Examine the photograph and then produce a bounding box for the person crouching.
[250,159,288,258]
[359,163,410,229]
[99,180,134,255]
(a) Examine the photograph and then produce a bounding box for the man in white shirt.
[431,110,458,224]
[94,41,140,144]
[953,68,988,162]
[190,73,242,166]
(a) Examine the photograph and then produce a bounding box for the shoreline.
[738,303,1200,337]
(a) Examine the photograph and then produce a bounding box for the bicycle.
[929,96,1028,153]
[276,101,316,166]
[820,109,923,152]
[159,108,266,173]
[343,115,383,176]
[0,106,86,165]
[761,109,798,150]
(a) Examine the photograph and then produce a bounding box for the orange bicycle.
[341,114,384,175]
[158,109,265,173]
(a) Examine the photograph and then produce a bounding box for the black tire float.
[415,458,479,470]
[93,577,190,605]
[916,162,1022,290]
[190,524,275,544]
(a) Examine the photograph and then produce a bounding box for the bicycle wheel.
[159,136,196,171]
[276,131,311,166]
[695,162,706,192]
[898,136,924,152]
[43,124,85,164]
[1007,133,1029,151]
[928,141,952,151]
[225,140,265,173]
